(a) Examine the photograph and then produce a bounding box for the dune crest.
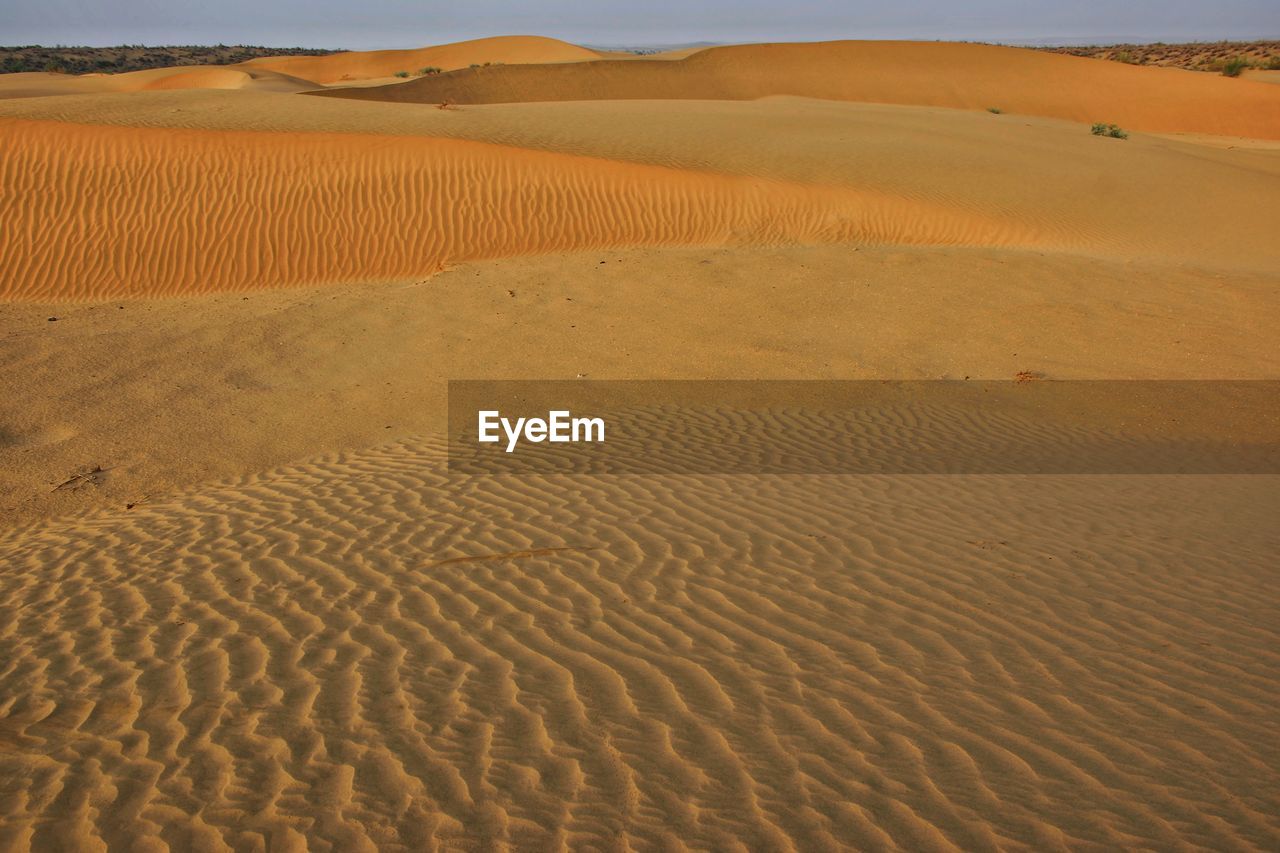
[244,35,604,84]
[317,39,1280,139]
[0,66,321,99]
[0,115,1065,301]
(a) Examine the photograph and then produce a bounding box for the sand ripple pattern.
[0,118,1052,301]
[1,440,1276,850]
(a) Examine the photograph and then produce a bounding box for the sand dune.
[0,35,609,100]
[317,40,1280,139]
[244,35,605,84]
[0,114,1041,301]
[0,66,321,99]
[1,34,1278,849]
[2,92,1277,300]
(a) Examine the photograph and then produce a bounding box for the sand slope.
[0,35,609,100]
[0,114,1040,300]
[244,35,604,84]
[0,66,321,99]
[5,244,1278,525]
[317,40,1280,139]
[2,93,1277,301]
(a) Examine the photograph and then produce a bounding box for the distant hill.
[0,45,341,75]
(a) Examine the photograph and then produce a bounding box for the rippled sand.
[2,440,1277,849]
[1,34,1278,850]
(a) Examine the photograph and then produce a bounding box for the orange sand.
[0,35,1277,851]
[243,34,605,84]
[2,92,1276,300]
[318,40,1280,139]
[0,65,321,98]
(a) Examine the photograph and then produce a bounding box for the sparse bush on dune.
[1091,122,1128,139]
[418,66,442,75]
[1267,55,1280,70]
[1222,56,1250,77]
[394,70,409,78]
[987,106,1002,114]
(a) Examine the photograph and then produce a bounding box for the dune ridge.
[3,91,1278,301]
[243,35,605,84]
[0,116,1062,301]
[0,35,610,100]
[316,40,1280,139]
[0,66,322,99]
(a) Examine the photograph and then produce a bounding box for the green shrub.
[394,70,410,78]
[418,66,442,75]
[987,106,1002,114]
[1266,55,1280,71]
[1091,122,1128,139]
[1222,56,1249,77]
[1113,50,1137,64]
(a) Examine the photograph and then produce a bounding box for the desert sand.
[0,36,1277,850]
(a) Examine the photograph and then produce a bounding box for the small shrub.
[987,106,1002,114]
[1091,122,1128,139]
[1267,55,1280,71]
[1113,50,1137,64]
[469,63,480,69]
[1222,56,1249,77]
[418,66,442,75]
[394,70,410,78]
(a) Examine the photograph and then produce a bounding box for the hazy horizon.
[2,0,1277,50]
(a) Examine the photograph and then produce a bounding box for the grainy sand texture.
[0,35,1278,850]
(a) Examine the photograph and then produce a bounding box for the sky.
[2,0,1277,49]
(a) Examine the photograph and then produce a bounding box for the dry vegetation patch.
[1037,40,1280,74]
[0,44,340,75]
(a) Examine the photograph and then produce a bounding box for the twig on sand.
[53,464,106,492]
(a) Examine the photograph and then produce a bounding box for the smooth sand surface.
[0,66,322,99]
[4,244,1280,524]
[1,36,1278,849]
